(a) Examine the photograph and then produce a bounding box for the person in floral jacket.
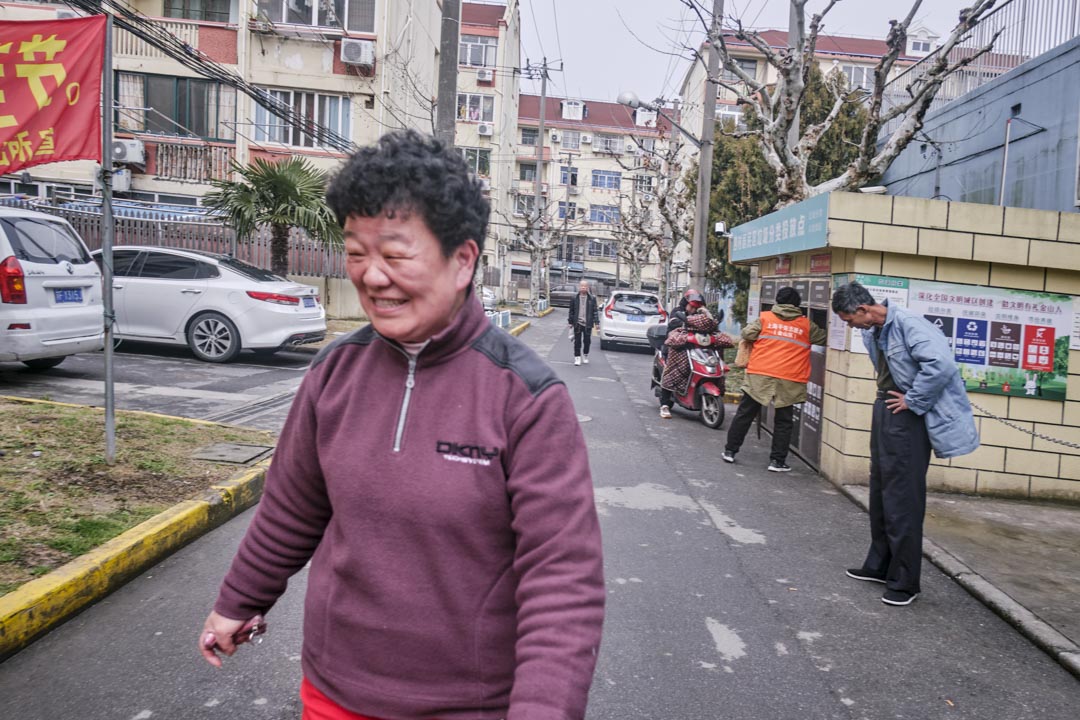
[658,290,733,418]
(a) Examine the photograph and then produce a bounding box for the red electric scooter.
[649,323,730,429]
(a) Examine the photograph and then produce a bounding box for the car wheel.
[187,312,241,363]
[699,392,725,429]
[22,357,65,371]
[600,339,610,350]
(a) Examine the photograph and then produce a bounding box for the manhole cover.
[192,443,274,464]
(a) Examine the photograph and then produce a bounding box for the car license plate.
[303,297,315,308]
[54,288,82,304]
[627,315,645,322]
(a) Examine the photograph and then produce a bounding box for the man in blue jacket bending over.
[832,282,979,607]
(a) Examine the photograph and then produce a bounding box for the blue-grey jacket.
[861,302,980,459]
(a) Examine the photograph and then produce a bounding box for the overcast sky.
[517,0,983,102]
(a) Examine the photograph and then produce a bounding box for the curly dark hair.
[325,130,490,257]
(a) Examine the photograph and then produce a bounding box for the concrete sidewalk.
[839,484,1080,678]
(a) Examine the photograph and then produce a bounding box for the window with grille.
[561,166,579,186]
[253,88,350,148]
[521,127,538,146]
[257,0,374,31]
[561,130,581,150]
[842,64,875,90]
[459,34,497,67]
[165,0,230,22]
[456,93,494,123]
[458,148,491,178]
[594,133,621,154]
[589,205,620,224]
[634,176,654,194]
[519,163,537,182]
[558,202,578,220]
[117,72,236,141]
[722,58,758,84]
[591,169,621,190]
[588,238,617,259]
[515,194,536,216]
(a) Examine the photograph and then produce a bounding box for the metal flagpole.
[101,14,116,464]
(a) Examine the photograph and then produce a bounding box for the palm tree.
[204,157,342,277]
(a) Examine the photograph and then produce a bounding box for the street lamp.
[618,87,716,291]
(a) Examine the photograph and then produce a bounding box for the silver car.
[91,246,325,363]
[599,291,667,350]
[0,207,104,369]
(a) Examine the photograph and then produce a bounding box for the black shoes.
[721,450,735,463]
[882,589,919,606]
[845,567,887,584]
[767,460,791,472]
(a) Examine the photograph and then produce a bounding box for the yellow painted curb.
[509,321,530,337]
[0,460,269,660]
[538,307,554,317]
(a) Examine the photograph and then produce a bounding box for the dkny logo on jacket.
[436,440,500,466]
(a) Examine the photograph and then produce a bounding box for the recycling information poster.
[850,276,1072,401]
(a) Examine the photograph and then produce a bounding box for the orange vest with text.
[746,310,812,384]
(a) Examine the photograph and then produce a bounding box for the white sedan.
[91,246,326,362]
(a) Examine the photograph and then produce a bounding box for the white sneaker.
[659,405,672,419]
[583,356,590,364]
[574,356,581,366]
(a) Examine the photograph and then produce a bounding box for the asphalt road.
[0,341,313,431]
[1,313,1078,719]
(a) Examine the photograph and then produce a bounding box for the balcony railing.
[154,142,234,183]
[114,20,200,60]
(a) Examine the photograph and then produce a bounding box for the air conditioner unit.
[568,185,580,196]
[56,9,78,19]
[642,192,655,202]
[480,178,491,191]
[626,142,638,153]
[340,38,376,67]
[112,139,145,165]
[476,68,494,82]
[580,134,593,144]
[550,131,560,143]
[477,123,494,137]
[540,183,549,195]
[94,167,131,193]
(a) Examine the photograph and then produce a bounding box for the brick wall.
[818,193,1080,503]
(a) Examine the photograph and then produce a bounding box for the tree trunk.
[270,224,290,277]
[527,252,543,317]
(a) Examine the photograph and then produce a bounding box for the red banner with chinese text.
[0,16,106,176]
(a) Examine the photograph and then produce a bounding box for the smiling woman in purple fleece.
[198,130,605,720]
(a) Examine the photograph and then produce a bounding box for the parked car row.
[1,206,327,369]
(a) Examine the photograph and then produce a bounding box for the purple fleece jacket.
[214,297,605,720]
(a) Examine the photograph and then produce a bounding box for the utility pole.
[435,0,461,146]
[787,0,803,148]
[560,150,576,283]
[691,0,723,289]
[521,58,555,314]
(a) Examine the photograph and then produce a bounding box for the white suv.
[0,207,104,369]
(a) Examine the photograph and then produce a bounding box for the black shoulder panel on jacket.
[472,326,563,397]
[311,325,377,369]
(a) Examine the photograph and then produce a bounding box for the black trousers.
[573,324,592,357]
[863,397,931,594]
[724,394,794,463]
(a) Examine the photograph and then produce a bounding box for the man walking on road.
[722,286,825,472]
[568,279,599,366]
[832,281,979,607]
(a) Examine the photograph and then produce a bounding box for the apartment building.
[509,94,676,296]
[455,1,520,288]
[1,0,441,205]
[678,26,937,138]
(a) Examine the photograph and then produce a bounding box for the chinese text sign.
[0,17,105,175]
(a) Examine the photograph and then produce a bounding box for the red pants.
[300,677,385,720]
